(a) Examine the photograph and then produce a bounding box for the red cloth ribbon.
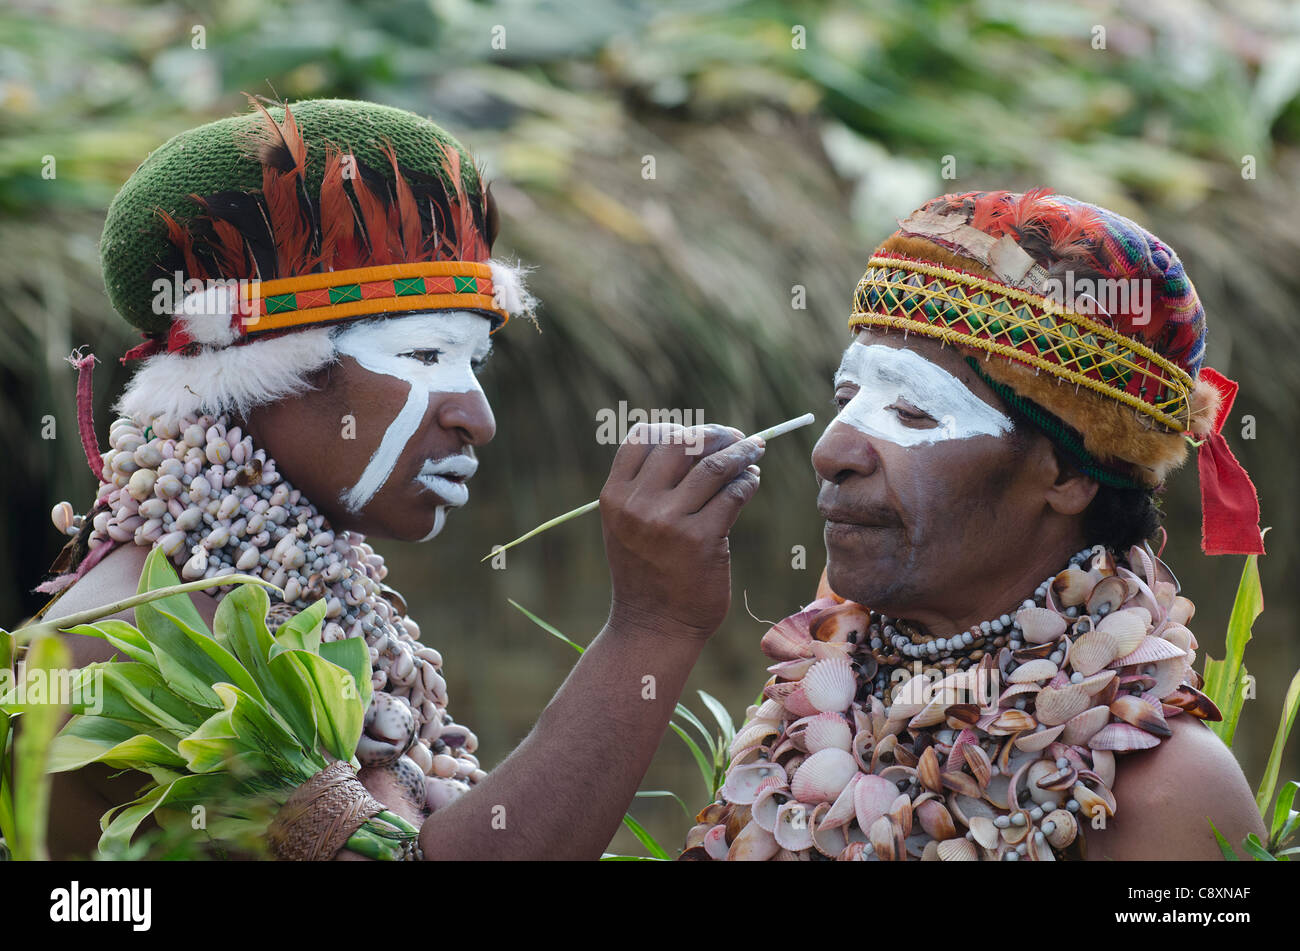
[1196,367,1264,555]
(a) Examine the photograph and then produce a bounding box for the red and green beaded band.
[247,261,505,333]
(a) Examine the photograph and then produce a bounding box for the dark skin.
[811,327,1264,859]
[44,310,766,860]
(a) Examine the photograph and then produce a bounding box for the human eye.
[831,383,856,411]
[402,349,443,365]
[888,400,935,424]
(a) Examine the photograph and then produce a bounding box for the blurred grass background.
[2,0,1297,856]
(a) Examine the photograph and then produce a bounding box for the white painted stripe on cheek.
[340,380,427,513]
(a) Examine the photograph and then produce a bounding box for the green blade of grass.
[508,599,587,654]
[482,500,600,562]
[634,788,693,821]
[669,721,715,794]
[1207,818,1239,861]
[672,703,718,763]
[10,633,71,860]
[1242,833,1276,861]
[1203,552,1264,747]
[697,690,736,752]
[620,812,670,860]
[1256,672,1300,817]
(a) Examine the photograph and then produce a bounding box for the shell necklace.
[861,546,1099,698]
[687,542,1217,862]
[49,409,484,817]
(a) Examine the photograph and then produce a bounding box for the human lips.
[817,496,893,531]
[415,454,478,507]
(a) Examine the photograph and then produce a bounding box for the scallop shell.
[949,793,994,827]
[810,803,849,856]
[908,695,950,730]
[868,815,903,862]
[797,712,853,754]
[1034,683,1091,726]
[1110,635,1187,667]
[1052,566,1094,607]
[1168,596,1196,626]
[1076,670,1116,697]
[916,798,958,841]
[936,837,979,861]
[963,741,993,787]
[1086,575,1128,616]
[1160,623,1195,652]
[727,820,780,861]
[1069,629,1119,676]
[801,656,856,713]
[1110,694,1171,737]
[853,773,900,832]
[790,747,858,804]
[752,698,786,723]
[821,772,861,829]
[987,708,1036,735]
[998,682,1040,706]
[729,720,779,758]
[748,779,785,831]
[773,799,815,851]
[721,762,787,805]
[1014,723,1065,751]
[1090,748,1116,788]
[781,684,821,718]
[760,615,814,663]
[702,823,730,860]
[1060,705,1111,746]
[810,602,870,644]
[1095,608,1150,656]
[1008,659,1058,683]
[1016,606,1067,644]
[766,657,815,681]
[969,815,1000,849]
[888,673,932,719]
[1087,722,1161,751]
[1149,657,1190,699]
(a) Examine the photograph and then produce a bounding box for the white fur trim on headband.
[488,258,537,318]
[114,329,338,422]
[175,282,245,347]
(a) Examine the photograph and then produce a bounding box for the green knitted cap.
[100,99,485,334]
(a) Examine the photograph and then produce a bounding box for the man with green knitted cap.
[35,98,767,860]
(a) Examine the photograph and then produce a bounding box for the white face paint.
[334,311,492,537]
[831,343,1012,447]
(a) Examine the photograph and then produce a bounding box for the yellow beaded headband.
[850,254,1195,433]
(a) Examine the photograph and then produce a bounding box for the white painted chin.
[418,506,448,543]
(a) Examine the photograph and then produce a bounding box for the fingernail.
[747,464,761,476]
[751,436,766,450]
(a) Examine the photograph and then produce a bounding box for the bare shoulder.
[1085,714,1265,860]
[43,544,221,667]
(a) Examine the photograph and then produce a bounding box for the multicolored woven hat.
[849,188,1262,556]
[99,97,533,422]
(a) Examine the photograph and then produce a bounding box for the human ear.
[1040,443,1099,516]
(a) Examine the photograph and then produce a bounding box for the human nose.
[436,389,496,446]
[811,419,880,485]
